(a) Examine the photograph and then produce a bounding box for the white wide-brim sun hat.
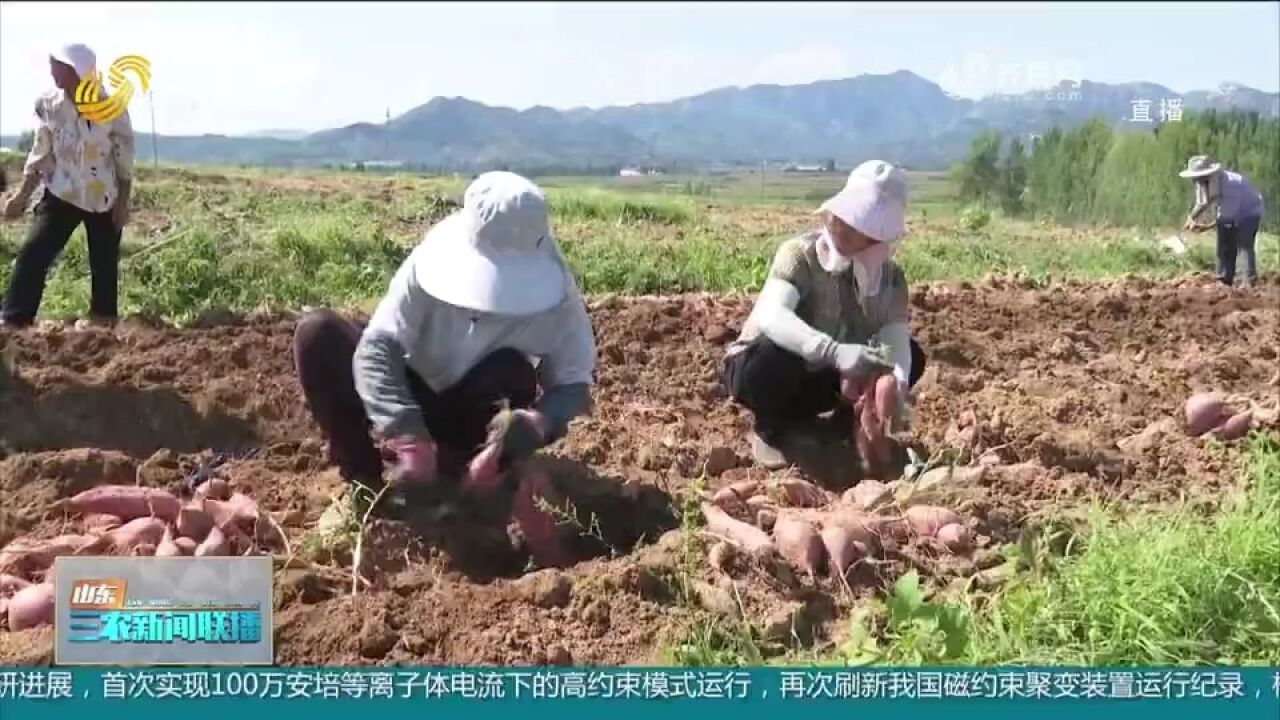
[1178,155,1222,179]
[50,43,97,79]
[414,171,567,316]
[818,160,909,245]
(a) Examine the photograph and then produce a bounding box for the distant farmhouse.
[783,160,837,173]
[619,166,665,177]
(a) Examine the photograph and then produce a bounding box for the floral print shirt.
[23,89,135,214]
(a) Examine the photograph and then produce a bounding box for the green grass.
[1,164,1275,324]
[953,432,1280,665]
[663,432,1280,666]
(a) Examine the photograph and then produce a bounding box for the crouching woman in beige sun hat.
[292,171,596,567]
[721,160,925,477]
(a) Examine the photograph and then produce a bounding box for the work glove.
[828,342,894,383]
[385,435,438,487]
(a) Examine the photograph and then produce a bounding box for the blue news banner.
[0,668,1277,719]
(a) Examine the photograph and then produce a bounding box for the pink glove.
[385,436,437,486]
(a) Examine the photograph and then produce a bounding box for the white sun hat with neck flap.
[819,160,908,245]
[51,43,97,79]
[414,171,568,316]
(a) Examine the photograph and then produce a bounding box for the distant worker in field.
[292,171,596,567]
[1180,155,1264,288]
[0,43,135,329]
[722,160,925,476]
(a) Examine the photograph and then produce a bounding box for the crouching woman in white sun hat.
[292,171,596,564]
[721,160,925,476]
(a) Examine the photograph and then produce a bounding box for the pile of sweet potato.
[701,475,974,585]
[0,477,281,632]
[1184,391,1277,440]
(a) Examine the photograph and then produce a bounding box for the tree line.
[951,110,1279,231]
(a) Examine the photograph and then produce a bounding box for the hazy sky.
[1,1,1277,136]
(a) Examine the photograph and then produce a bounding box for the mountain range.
[3,71,1277,172]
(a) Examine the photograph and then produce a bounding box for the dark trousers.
[1216,215,1261,286]
[721,337,927,443]
[292,309,537,488]
[1,190,122,325]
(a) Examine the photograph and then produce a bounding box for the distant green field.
[0,162,1273,324]
[535,169,956,213]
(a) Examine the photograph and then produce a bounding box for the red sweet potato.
[68,486,181,523]
[205,494,260,532]
[821,524,864,579]
[845,480,892,511]
[777,477,827,508]
[711,480,761,508]
[874,375,898,428]
[7,582,55,630]
[177,503,215,541]
[826,509,885,549]
[155,527,182,557]
[905,506,961,538]
[1185,392,1227,436]
[195,526,229,557]
[1203,411,1253,441]
[936,523,972,553]
[0,574,31,596]
[82,513,123,533]
[107,517,168,553]
[0,534,109,577]
[173,537,198,555]
[701,502,772,554]
[197,477,232,502]
[773,515,825,577]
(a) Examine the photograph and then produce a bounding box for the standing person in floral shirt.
[0,43,135,329]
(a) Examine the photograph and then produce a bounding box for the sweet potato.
[82,513,123,533]
[0,574,31,596]
[155,527,182,557]
[173,537,198,555]
[195,526,229,557]
[197,477,232,502]
[0,534,109,577]
[701,502,772,554]
[826,509,884,548]
[7,582,55,630]
[205,495,259,533]
[776,477,827,508]
[177,503,215,541]
[773,515,825,577]
[936,523,972,553]
[107,517,167,553]
[68,486,181,522]
[845,480,892,510]
[711,480,760,508]
[1203,411,1253,441]
[821,525,864,579]
[905,506,961,538]
[1185,393,1227,436]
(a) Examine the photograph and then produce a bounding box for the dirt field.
[1,275,1276,665]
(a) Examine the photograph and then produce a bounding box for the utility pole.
[384,106,390,162]
[149,90,159,170]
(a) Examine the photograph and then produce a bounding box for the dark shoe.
[750,427,826,470]
[750,432,788,470]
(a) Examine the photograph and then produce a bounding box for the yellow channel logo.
[73,54,151,123]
